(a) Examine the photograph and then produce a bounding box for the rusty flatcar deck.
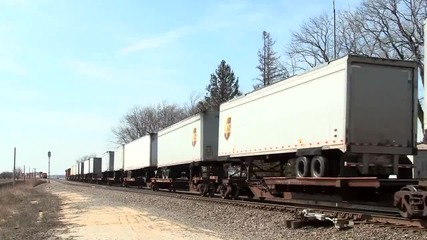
[261,177,419,188]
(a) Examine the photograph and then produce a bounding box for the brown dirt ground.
[0,180,63,240]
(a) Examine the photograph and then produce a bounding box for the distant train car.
[122,133,157,187]
[151,110,223,195]
[102,151,115,184]
[89,157,102,182]
[106,145,124,185]
[65,168,71,180]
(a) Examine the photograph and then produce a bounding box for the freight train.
[65,53,427,219]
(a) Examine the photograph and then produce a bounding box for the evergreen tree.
[204,60,242,110]
[254,31,288,90]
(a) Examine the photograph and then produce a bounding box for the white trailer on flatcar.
[218,55,418,178]
[83,159,90,175]
[113,144,124,171]
[157,111,219,168]
[101,151,114,173]
[123,133,157,171]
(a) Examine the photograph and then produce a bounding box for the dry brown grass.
[0,180,64,240]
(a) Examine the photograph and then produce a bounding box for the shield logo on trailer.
[224,116,231,140]
[192,128,197,147]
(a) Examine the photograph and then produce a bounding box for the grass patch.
[0,180,63,240]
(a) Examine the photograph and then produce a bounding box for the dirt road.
[48,181,222,240]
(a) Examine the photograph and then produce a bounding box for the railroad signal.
[47,151,51,183]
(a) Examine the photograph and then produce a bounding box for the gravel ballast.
[51,180,426,240]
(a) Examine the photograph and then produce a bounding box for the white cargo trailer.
[157,111,219,168]
[88,157,102,175]
[89,159,93,174]
[83,159,90,175]
[124,133,157,171]
[218,55,417,178]
[74,164,78,176]
[102,151,114,172]
[76,163,80,177]
[114,144,124,171]
[80,162,84,176]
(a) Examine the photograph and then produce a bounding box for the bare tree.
[76,153,97,164]
[112,105,157,144]
[156,101,188,129]
[183,91,205,116]
[286,12,335,70]
[351,0,426,130]
[336,10,380,57]
[112,102,188,144]
[352,0,425,63]
[254,31,289,90]
[284,0,426,131]
[15,167,23,180]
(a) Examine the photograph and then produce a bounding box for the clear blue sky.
[4,0,415,175]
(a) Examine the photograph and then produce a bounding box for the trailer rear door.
[347,61,416,154]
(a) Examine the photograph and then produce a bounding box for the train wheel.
[231,187,239,200]
[208,184,215,197]
[247,191,254,199]
[396,185,419,219]
[223,185,232,199]
[296,156,311,177]
[310,156,329,177]
[219,185,227,198]
[197,184,204,196]
[398,204,410,218]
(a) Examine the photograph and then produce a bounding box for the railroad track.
[56,179,427,230]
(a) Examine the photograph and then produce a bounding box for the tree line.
[0,168,23,179]
[76,0,425,161]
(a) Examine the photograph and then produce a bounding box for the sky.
[2,0,421,175]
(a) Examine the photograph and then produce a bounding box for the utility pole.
[13,147,16,187]
[24,164,25,182]
[333,0,337,59]
[48,151,51,183]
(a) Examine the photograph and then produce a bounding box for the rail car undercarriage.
[71,155,426,220]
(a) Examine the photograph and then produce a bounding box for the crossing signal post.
[13,147,16,187]
[48,151,51,183]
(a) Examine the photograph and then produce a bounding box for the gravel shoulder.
[50,181,223,240]
[49,180,426,240]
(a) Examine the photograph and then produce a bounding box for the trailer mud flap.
[296,147,322,157]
